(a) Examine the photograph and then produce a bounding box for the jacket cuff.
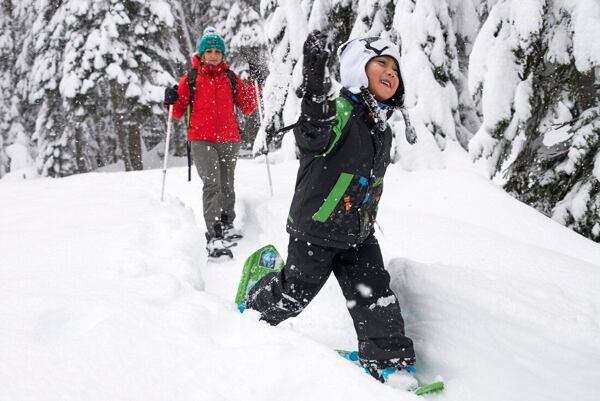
[301,97,336,123]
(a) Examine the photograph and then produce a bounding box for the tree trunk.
[127,119,143,171]
[74,121,87,173]
[110,82,144,171]
[114,110,132,171]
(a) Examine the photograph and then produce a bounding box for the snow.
[566,0,600,71]
[227,2,265,51]
[546,18,572,65]
[513,77,532,123]
[67,0,91,16]
[306,0,329,31]
[59,74,81,98]
[4,137,36,180]
[448,0,479,44]
[125,81,142,98]
[1,155,599,401]
[540,101,574,148]
[105,63,127,84]
[149,1,175,27]
[509,0,544,44]
[253,0,309,157]
[476,31,519,131]
[569,182,592,221]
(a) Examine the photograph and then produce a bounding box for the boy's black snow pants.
[247,234,415,368]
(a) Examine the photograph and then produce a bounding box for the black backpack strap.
[275,121,300,136]
[186,68,198,125]
[225,69,237,104]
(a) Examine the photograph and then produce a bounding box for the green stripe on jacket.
[318,96,353,157]
[312,172,354,223]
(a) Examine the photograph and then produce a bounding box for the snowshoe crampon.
[208,247,234,260]
[234,244,284,312]
[224,224,243,241]
[207,237,237,260]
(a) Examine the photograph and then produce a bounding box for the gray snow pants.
[191,140,240,237]
[247,234,416,367]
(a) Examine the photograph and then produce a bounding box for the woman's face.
[366,56,400,102]
[202,48,224,65]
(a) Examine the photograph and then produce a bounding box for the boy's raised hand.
[302,30,330,98]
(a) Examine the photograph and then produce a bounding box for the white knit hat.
[338,36,404,106]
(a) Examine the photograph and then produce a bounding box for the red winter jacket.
[171,54,259,142]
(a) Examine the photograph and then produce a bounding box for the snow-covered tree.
[57,0,111,173]
[94,0,183,171]
[448,0,482,148]
[29,0,80,177]
[253,0,309,155]
[0,0,14,176]
[307,0,356,80]
[0,135,5,178]
[469,0,600,242]
[227,1,266,71]
[1,0,37,178]
[255,0,480,167]
[350,0,394,38]
[24,0,184,176]
[197,0,232,44]
[226,1,267,148]
[169,0,195,55]
[390,0,476,170]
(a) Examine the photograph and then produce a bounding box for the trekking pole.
[160,105,174,202]
[254,80,274,197]
[375,221,385,237]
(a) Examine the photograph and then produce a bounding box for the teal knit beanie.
[197,26,226,57]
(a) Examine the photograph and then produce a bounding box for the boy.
[242,31,416,384]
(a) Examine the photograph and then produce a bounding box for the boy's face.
[366,56,400,102]
[202,48,224,65]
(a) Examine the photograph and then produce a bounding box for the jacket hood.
[337,36,404,107]
[192,53,201,68]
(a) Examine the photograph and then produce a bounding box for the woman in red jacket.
[164,27,259,258]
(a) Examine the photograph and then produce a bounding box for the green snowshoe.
[235,244,284,312]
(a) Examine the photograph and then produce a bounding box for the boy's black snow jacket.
[286,88,393,249]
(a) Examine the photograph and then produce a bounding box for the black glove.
[248,62,266,85]
[301,30,330,98]
[164,84,179,105]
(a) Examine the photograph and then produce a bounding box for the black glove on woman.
[164,85,179,105]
